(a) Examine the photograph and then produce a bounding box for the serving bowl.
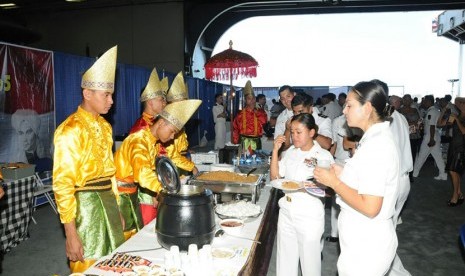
[219,218,244,236]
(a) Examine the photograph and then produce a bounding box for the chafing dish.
[188,172,266,203]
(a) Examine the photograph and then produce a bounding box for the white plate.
[270,178,304,191]
[303,180,326,197]
[211,247,236,259]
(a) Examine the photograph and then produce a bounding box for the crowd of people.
[9,44,459,275]
[212,78,464,275]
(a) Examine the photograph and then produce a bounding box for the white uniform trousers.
[214,121,226,150]
[277,192,324,276]
[393,173,410,225]
[386,173,412,276]
[412,136,445,176]
[337,212,397,276]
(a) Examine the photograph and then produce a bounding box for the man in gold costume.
[158,72,199,176]
[232,80,267,154]
[52,46,125,273]
[137,71,199,225]
[129,68,168,134]
[114,99,202,227]
[114,68,166,238]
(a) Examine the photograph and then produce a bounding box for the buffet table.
[0,175,35,253]
[85,184,281,275]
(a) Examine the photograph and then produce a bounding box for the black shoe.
[458,194,464,205]
[447,200,459,207]
[325,236,339,242]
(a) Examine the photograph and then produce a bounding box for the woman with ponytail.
[314,80,400,276]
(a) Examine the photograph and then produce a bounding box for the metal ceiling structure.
[184,0,465,60]
[1,0,465,59]
[437,9,465,43]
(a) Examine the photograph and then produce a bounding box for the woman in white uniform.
[270,113,334,276]
[314,81,400,276]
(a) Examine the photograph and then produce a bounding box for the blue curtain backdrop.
[53,51,221,147]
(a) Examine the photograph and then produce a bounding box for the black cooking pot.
[155,157,215,251]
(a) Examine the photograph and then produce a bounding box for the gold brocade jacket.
[158,129,195,172]
[52,106,118,224]
[114,127,162,193]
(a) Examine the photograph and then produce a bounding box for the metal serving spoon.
[214,229,261,244]
[246,167,257,177]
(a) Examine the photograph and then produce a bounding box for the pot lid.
[156,157,180,194]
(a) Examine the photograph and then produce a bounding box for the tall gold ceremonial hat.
[243,80,255,98]
[81,46,117,92]
[140,68,168,102]
[166,71,189,103]
[160,99,202,131]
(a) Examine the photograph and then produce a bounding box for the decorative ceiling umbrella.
[204,40,259,142]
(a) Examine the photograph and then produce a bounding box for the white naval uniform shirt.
[322,101,343,120]
[278,141,334,181]
[338,121,400,218]
[314,112,332,140]
[423,106,441,139]
[274,108,294,139]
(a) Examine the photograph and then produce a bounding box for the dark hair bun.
[382,104,395,118]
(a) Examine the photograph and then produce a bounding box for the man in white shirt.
[274,85,295,140]
[321,93,342,120]
[412,95,446,180]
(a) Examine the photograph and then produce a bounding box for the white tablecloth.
[84,185,272,276]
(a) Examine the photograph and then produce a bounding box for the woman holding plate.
[270,113,334,276]
[314,81,399,276]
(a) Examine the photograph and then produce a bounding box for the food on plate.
[196,171,258,183]
[282,181,301,190]
[95,252,152,273]
[220,220,243,227]
[216,200,261,218]
[220,218,244,235]
[132,265,151,275]
[211,247,235,259]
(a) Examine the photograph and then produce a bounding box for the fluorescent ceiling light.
[0,3,16,8]
[65,0,87,2]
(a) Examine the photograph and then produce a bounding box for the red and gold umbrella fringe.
[205,67,257,81]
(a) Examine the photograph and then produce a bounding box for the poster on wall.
[0,43,55,172]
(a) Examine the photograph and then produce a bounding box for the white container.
[219,218,245,236]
